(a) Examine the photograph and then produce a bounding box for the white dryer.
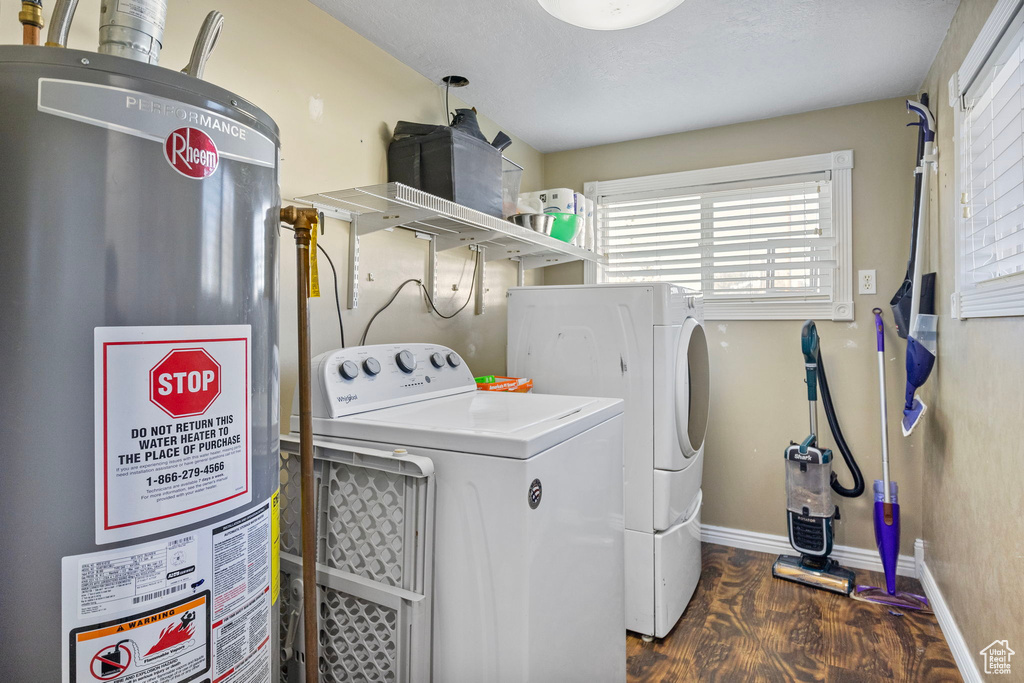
[508,283,710,638]
[294,343,627,682]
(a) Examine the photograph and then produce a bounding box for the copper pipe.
[19,1,44,45]
[280,205,320,683]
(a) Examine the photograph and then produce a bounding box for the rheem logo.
[150,348,222,418]
[164,127,219,179]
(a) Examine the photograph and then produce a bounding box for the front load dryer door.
[653,318,710,471]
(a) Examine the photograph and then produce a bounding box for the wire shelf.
[295,182,602,269]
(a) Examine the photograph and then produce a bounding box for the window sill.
[705,299,852,321]
[956,272,1024,318]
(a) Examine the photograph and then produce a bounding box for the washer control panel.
[308,343,476,419]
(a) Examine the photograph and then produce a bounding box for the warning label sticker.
[270,489,281,605]
[211,504,273,682]
[94,326,252,544]
[70,592,211,683]
[64,501,273,683]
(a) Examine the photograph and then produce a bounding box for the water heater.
[0,35,281,683]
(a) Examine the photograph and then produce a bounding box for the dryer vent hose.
[816,350,865,498]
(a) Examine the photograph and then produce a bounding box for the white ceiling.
[312,0,958,153]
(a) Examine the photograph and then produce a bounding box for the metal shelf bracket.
[348,214,359,309]
[472,245,485,315]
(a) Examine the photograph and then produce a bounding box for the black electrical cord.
[280,224,345,348]
[420,257,477,319]
[317,242,345,348]
[359,278,422,346]
[816,349,865,498]
[360,254,479,344]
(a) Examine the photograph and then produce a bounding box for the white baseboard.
[700,524,917,577]
[918,556,982,682]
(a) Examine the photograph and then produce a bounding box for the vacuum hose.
[816,349,865,498]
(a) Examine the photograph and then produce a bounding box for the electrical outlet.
[858,269,876,295]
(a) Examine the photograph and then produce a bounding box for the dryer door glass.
[675,319,709,457]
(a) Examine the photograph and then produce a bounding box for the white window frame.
[951,0,1024,318]
[584,151,854,321]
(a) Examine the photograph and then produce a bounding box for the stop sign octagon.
[150,348,222,418]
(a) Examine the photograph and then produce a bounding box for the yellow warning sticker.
[271,488,281,605]
[70,592,210,683]
[309,215,321,298]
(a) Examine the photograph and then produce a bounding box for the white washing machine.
[292,343,627,682]
[508,283,710,638]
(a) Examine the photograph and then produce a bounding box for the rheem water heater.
[0,41,281,682]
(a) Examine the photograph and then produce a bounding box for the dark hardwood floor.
[627,544,960,682]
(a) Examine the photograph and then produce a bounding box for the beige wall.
[0,0,546,422]
[919,0,1024,661]
[544,99,923,551]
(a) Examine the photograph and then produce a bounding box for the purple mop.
[852,309,930,612]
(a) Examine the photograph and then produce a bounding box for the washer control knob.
[339,360,359,380]
[396,350,416,374]
[446,352,462,368]
[430,352,445,369]
[362,357,381,376]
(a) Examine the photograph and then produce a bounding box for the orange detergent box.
[475,376,533,393]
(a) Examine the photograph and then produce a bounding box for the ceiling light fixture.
[538,0,686,31]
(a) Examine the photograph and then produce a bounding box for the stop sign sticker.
[150,349,222,418]
[164,127,219,179]
[95,326,252,544]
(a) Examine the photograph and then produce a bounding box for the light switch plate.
[858,270,877,295]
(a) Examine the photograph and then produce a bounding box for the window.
[953,0,1024,317]
[584,151,854,320]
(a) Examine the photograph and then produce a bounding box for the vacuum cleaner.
[773,321,864,595]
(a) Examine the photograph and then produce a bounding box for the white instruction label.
[115,0,168,30]
[211,504,273,682]
[76,533,201,620]
[64,501,273,683]
[94,325,252,544]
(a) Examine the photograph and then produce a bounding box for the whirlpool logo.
[336,394,358,404]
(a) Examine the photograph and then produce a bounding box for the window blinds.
[599,177,834,300]
[961,13,1024,285]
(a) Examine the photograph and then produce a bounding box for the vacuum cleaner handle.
[801,320,819,402]
[907,100,936,143]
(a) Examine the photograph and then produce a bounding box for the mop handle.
[874,308,891,504]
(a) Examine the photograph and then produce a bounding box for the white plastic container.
[517,191,544,214]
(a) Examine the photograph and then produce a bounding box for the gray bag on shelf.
[388,119,504,217]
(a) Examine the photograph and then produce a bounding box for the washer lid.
[309,391,624,459]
